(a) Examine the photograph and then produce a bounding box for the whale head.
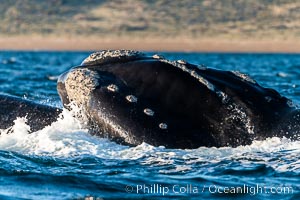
[57,50,294,148]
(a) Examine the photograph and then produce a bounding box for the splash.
[0,106,299,173]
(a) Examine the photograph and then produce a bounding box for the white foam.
[0,110,299,172]
[0,106,145,158]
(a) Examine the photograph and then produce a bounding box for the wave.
[0,108,299,174]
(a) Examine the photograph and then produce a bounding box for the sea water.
[0,51,299,200]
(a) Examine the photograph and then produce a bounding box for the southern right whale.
[0,94,61,132]
[57,50,300,148]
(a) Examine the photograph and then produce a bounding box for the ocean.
[0,51,299,200]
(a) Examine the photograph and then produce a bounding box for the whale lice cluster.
[107,84,119,92]
[82,50,145,66]
[126,95,138,103]
[144,108,154,116]
[152,54,164,59]
[159,123,168,129]
[177,60,187,64]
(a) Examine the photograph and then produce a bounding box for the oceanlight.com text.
[125,184,293,196]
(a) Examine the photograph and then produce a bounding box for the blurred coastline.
[0,0,299,52]
[1,36,300,52]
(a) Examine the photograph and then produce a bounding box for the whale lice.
[126,95,138,103]
[177,60,187,64]
[159,123,168,129]
[107,84,119,92]
[144,108,154,116]
[152,54,164,59]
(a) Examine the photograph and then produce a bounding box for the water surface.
[0,51,299,200]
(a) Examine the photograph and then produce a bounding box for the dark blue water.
[0,51,300,200]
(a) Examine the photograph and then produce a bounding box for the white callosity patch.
[152,54,164,59]
[231,71,257,84]
[159,123,168,129]
[144,108,154,116]
[107,84,119,92]
[81,50,145,65]
[65,68,99,106]
[177,60,187,64]
[126,95,138,103]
